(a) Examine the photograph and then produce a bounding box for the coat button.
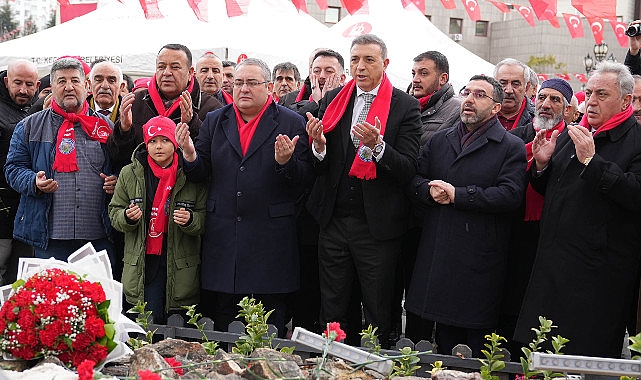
[239,166,246,172]
[236,216,242,222]
[237,191,242,197]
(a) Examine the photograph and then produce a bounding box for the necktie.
[98,109,111,116]
[353,93,374,148]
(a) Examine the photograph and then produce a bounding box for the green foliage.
[46,11,56,29]
[520,316,569,380]
[359,324,381,355]
[126,300,156,349]
[526,55,567,76]
[479,333,506,380]
[21,16,37,37]
[232,297,275,356]
[182,305,219,354]
[0,1,17,37]
[390,346,422,377]
[430,360,446,375]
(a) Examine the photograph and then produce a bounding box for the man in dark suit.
[404,75,527,356]
[176,58,313,338]
[87,60,124,124]
[305,34,421,346]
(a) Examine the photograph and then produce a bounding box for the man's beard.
[533,113,563,130]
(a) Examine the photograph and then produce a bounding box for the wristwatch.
[583,155,593,166]
[372,142,384,157]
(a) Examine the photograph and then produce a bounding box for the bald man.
[0,59,39,284]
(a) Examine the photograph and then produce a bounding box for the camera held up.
[626,24,641,37]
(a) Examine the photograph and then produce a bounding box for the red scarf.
[523,120,565,221]
[321,73,393,180]
[295,84,308,102]
[147,74,195,117]
[233,95,273,155]
[146,152,178,255]
[579,103,634,136]
[222,90,233,105]
[418,91,435,111]
[499,98,527,131]
[51,100,112,172]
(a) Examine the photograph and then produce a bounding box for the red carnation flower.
[165,357,185,376]
[138,369,162,380]
[77,359,95,380]
[323,322,346,342]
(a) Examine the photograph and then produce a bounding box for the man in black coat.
[404,75,526,357]
[305,34,421,346]
[515,61,641,358]
[0,60,38,285]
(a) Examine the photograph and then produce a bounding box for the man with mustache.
[271,62,301,102]
[87,61,124,125]
[0,59,39,285]
[500,78,573,357]
[494,58,535,131]
[632,75,641,122]
[221,61,236,96]
[195,52,232,106]
[405,74,526,356]
[515,61,641,358]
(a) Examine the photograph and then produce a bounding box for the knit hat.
[539,78,573,104]
[143,116,178,149]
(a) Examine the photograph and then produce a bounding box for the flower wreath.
[0,268,116,368]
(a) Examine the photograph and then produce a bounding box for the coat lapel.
[221,106,243,158]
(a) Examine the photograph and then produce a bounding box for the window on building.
[325,6,340,24]
[449,18,463,34]
[475,20,488,37]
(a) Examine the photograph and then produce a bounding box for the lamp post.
[584,42,611,74]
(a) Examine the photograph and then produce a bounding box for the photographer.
[625,20,641,75]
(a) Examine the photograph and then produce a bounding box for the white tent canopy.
[325,0,496,92]
[0,0,328,77]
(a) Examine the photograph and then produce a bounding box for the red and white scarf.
[51,100,111,172]
[321,73,393,180]
[146,152,178,255]
[147,74,195,117]
[233,95,273,155]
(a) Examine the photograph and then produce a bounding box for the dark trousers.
[200,289,292,339]
[435,322,492,358]
[318,215,401,347]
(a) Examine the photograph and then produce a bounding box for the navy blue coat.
[184,101,313,294]
[405,117,527,329]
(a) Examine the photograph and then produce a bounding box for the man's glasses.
[460,88,500,103]
[233,80,268,88]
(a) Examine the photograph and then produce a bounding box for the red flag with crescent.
[315,0,328,10]
[340,0,367,14]
[587,17,604,45]
[610,20,629,48]
[401,0,426,12]
[461,0,481,21]
[489,0,509,13]
[537,74,549,81]
[439,0,456,10]
[530,0,559,28]
[556,73,570,80]
[139,0,163,19]
[562,13,584,38]
[574,73,588,83]
[516,5,536,27]
[571,0,615,20]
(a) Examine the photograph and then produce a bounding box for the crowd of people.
[3,24,641,361]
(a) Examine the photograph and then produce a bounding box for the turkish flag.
[572,0,615,20]
[587,17,604,45]
[186,0,207,22]
[488,0,509,13]
[315,0,328,10]
[225,0,249,17]
[516,5,536,27]
[439,0,456,10]
[537,74,549,81]
[59,2,97,23]
[530,0,559,27]
[292,0,307,13]
[56,0,70,5]
[562,13,584,38]
[610,20,629,48]
[340,0,366,14]
[574,73,588,83]
[461,0,481,21]
[139,0,163,19]
[401,0,425,12]
[556,73,570,80]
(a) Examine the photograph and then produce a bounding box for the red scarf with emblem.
[233,95,273,155]
[321,73,393,180]
[51,100,112,172]
[146,152,178,255]
[147,74,195,117]
[523,120,565,221]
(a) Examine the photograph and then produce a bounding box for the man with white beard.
[498,77,573,357]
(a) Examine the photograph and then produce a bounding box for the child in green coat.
[109,116,207,323]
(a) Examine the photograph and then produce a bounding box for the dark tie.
[353,93,374,148]
[98,109,111,116]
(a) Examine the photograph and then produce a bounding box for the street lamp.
[584,42,610,74]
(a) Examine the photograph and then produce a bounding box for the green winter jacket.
[108,144,207,312]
